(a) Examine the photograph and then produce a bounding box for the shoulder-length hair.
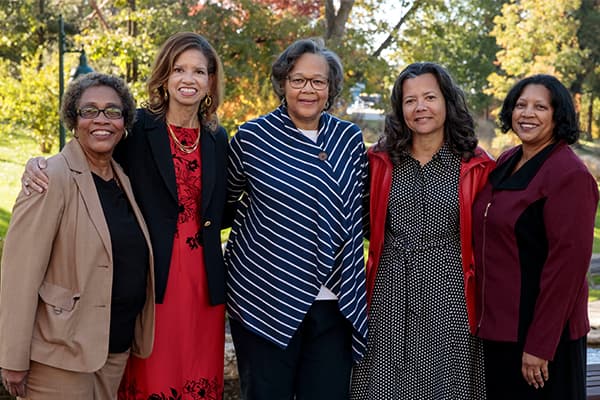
[270,38,343,111]
[146,32,224,130]
[61,72,136,133]
[376,62,477,164]
[499,74,579,144]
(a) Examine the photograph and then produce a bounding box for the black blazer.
[114,108,228,305]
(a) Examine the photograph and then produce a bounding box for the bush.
[0,50,59,153]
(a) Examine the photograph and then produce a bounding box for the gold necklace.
[167,122,200,154]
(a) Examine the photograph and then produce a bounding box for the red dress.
[119,125,226,400]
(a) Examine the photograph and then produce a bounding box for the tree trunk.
[587,92,595,139]
[88,0,110,30]
[35,0,46,70]
[127,0,138,82]
[324,0,355,43]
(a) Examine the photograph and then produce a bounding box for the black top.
[93,173,148,353]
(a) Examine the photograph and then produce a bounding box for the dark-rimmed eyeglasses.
[287,76,329,91]
[77,106,124,120]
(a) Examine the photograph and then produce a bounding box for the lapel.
[201,126,216,216]
[61,140,112,263]
[144,114,178,202]
[490,142,557,190]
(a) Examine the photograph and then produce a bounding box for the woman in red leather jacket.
[351,62,495,400]
[473,74,598,400]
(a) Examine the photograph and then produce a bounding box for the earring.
[72,129,78,139]
[203,94,213,108]
[123,129,129,139]
[281,97,287,107]
[163,87,169,101]
[324,100,330,111]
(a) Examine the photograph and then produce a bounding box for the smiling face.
[401,73,447,140]
[166,49,211,111]
[75,85,124,160]
[511,84,556,151]
[284,52,329,130]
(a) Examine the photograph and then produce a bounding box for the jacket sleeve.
[227,129,247,205]
[523,167,599,360]
[0,164,66,370]
[460,156,495,334]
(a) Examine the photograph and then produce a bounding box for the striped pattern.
[225,106,368,360]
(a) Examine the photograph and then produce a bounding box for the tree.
[0,0,438,145]
[0,0,88,152]
[487,0,585,102]
[325,0,355,43]
[0,50,60,153]
[391,0,503,115]
[0,1,49,64]
[575,0,600,138]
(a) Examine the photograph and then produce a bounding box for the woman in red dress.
[115,32,229,400]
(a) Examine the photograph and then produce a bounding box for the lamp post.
[58,14,93,150]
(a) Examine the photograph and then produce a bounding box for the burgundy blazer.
[473,141,598,361]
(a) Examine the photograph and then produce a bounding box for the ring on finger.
[24,179,30,186]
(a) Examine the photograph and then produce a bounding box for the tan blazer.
[0,139,155,373]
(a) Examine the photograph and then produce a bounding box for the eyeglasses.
[77,106,124,120]
[287,76,329,91]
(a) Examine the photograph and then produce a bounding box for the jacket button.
[318,151,328,161]
[204,220,212,227]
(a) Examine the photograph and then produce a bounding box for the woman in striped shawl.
[225,38,369,400]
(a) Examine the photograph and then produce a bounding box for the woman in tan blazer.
[0,73,155,399]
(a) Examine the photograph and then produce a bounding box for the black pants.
[483,335,586,400]
[230,300,353,400]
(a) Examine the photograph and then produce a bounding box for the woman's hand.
[22,156,49,195]
[521,351,549,389]
[1,368,28,398]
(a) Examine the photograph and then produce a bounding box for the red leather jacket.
[366,147,495,333]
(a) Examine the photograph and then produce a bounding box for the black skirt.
[483,333,586,400]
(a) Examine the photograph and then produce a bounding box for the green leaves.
[1,0,598,146]
[0,49,59,153]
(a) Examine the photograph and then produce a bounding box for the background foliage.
[1,0,598,148]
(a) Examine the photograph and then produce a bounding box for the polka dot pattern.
[351,146,486,399]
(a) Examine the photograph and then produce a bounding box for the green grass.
[0,131,47,239]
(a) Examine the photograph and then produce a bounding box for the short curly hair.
[61,72,136,133]
[499,74,579,144]
[270,38,343,111]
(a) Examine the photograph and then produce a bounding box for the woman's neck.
[410,134,444,166]
[521,140,555,162]
[166,106,200,128]
[87,156,113,180]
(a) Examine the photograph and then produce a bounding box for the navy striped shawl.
[225,106,368,361]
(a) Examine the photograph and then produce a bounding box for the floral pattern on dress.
[120,376,223,400]
[170,125,203,251]
[117,124,225,400]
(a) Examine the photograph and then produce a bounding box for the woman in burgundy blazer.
[473,74,599,400]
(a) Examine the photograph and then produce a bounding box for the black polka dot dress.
[351,145,486,399]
